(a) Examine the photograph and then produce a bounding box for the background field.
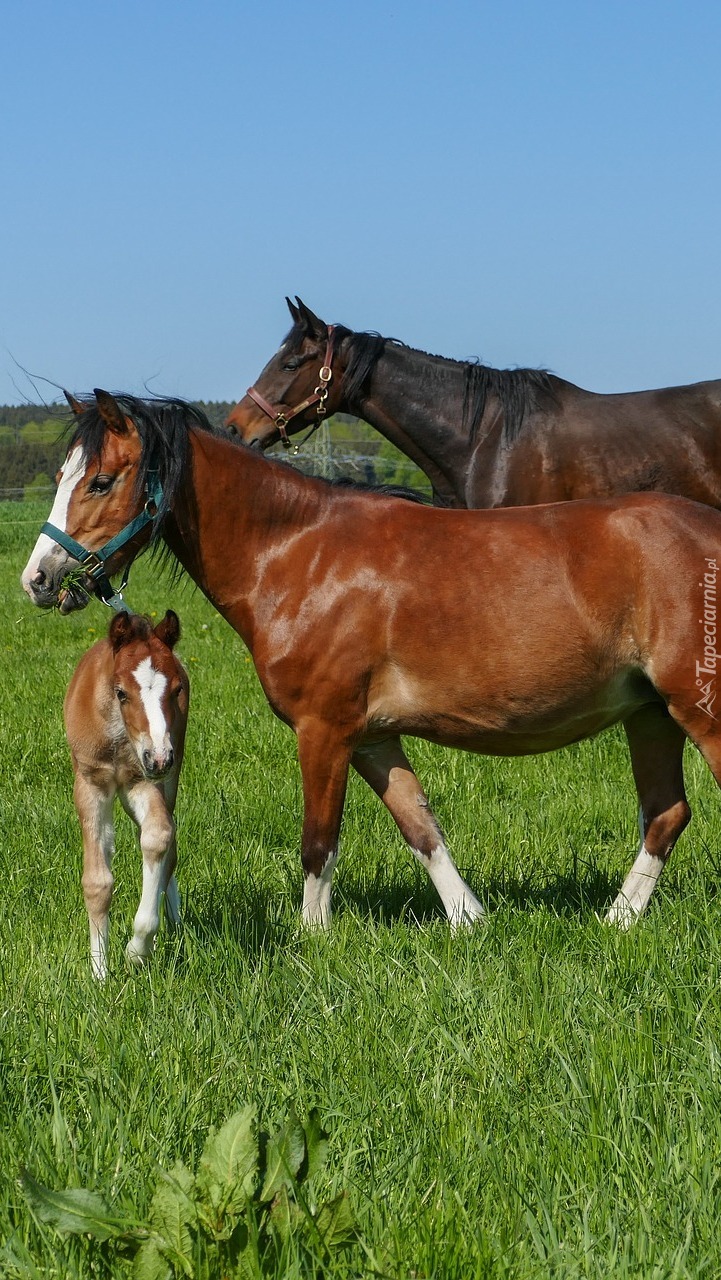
[2,498,721,1278]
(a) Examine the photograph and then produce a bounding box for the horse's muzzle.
[22,568,91,614]
[141,746,174,779]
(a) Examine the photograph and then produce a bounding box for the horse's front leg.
[120,782,177,964]
[74,772,116,980]
[353,736,483,927]
[296,723,353,928]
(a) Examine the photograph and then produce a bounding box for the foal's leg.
[353,737,483,926]
[74,772,116,980]
[296,724,354,928]
[121,782,177,964]
[607,705,690,928]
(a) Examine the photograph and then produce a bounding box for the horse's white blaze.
[607,844,665,929]
[302,850,337,928]
[413,843,484,928]
[21,446,85,588]
[133,657,169,755]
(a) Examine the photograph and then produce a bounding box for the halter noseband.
[40,471,164,612]
[245,326,338,452]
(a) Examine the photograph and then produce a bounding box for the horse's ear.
[154,609,181,650]
[295,297,327,340]
[93,389,130,435]
[286,296,300,324]
[64,390,85,417]
[109,610,134,652]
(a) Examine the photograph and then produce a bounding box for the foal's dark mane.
[287,319,561,443]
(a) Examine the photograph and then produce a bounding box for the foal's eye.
[115,687,128,704]
[89,474,115,494]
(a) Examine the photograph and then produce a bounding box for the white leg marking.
[302,850,337,929]
[82,790,115,982]
[123,785,175,964]
[21,447,85,589]
[606,844,665,929]
[132,657,170,757]
[414,843,484,928]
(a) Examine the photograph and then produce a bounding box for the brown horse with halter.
[20,391,721,929]
[227,297,721,510]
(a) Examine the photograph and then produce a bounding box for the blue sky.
[2,0,720,405]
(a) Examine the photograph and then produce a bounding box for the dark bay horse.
[21,391,721,928]
[227,297,721,510]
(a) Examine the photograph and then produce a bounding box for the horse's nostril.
[33,569,46,588]
[142,748,154,772]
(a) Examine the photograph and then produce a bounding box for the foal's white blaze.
[21,446,85,590]
[133,657,169,756]
[302,850,337,928]
[413,843,485,928]
[606,844,665,929]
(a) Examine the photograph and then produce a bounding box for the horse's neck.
[345,343,475,506]
[164,432,323,639]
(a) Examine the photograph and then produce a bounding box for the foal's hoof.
[125,939,153,967]
[449,898,485,932]
[604,897,639,931]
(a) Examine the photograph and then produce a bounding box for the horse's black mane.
[68,394,426,542]
[68,394,228,536]
[287,319,560,443]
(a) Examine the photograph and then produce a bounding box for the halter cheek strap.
[246,326,337,451]
[40,472,164,612]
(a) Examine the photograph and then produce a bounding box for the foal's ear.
[64,390,86,418]
[295,297,327,340]
[94,389,130,435]
[286,296,301,324]
[154,609,181,650]
[109,610,134,652]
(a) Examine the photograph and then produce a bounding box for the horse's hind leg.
[607,704,690,928]
[352,737,483,927]
[75,773,116,980]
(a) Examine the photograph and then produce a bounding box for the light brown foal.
[64,610,189,978]
[22,393,721,932]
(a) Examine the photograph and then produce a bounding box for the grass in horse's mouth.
[58,566,90,610]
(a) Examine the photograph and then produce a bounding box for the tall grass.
[2,499,721,1277]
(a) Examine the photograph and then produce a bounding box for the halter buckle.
[83,552,105,578]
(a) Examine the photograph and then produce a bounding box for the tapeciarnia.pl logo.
[696,557,719,717]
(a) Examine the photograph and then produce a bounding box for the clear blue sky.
[2,0,720,405]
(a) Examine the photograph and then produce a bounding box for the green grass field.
[2,498,721,1278]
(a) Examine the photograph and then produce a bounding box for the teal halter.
[40,470,164,612]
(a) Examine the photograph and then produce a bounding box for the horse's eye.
[282,357,303,372]
[115,687,128,704]
[89,474,115,494]
[171,683,183,699]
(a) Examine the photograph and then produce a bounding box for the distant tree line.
[0,401,427,499]
[0,402,235,498]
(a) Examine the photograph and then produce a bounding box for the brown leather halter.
[245,326,337,450]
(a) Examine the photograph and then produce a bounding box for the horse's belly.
[366,668,657,756]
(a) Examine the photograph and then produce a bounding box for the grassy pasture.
[2,498,721,1277]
